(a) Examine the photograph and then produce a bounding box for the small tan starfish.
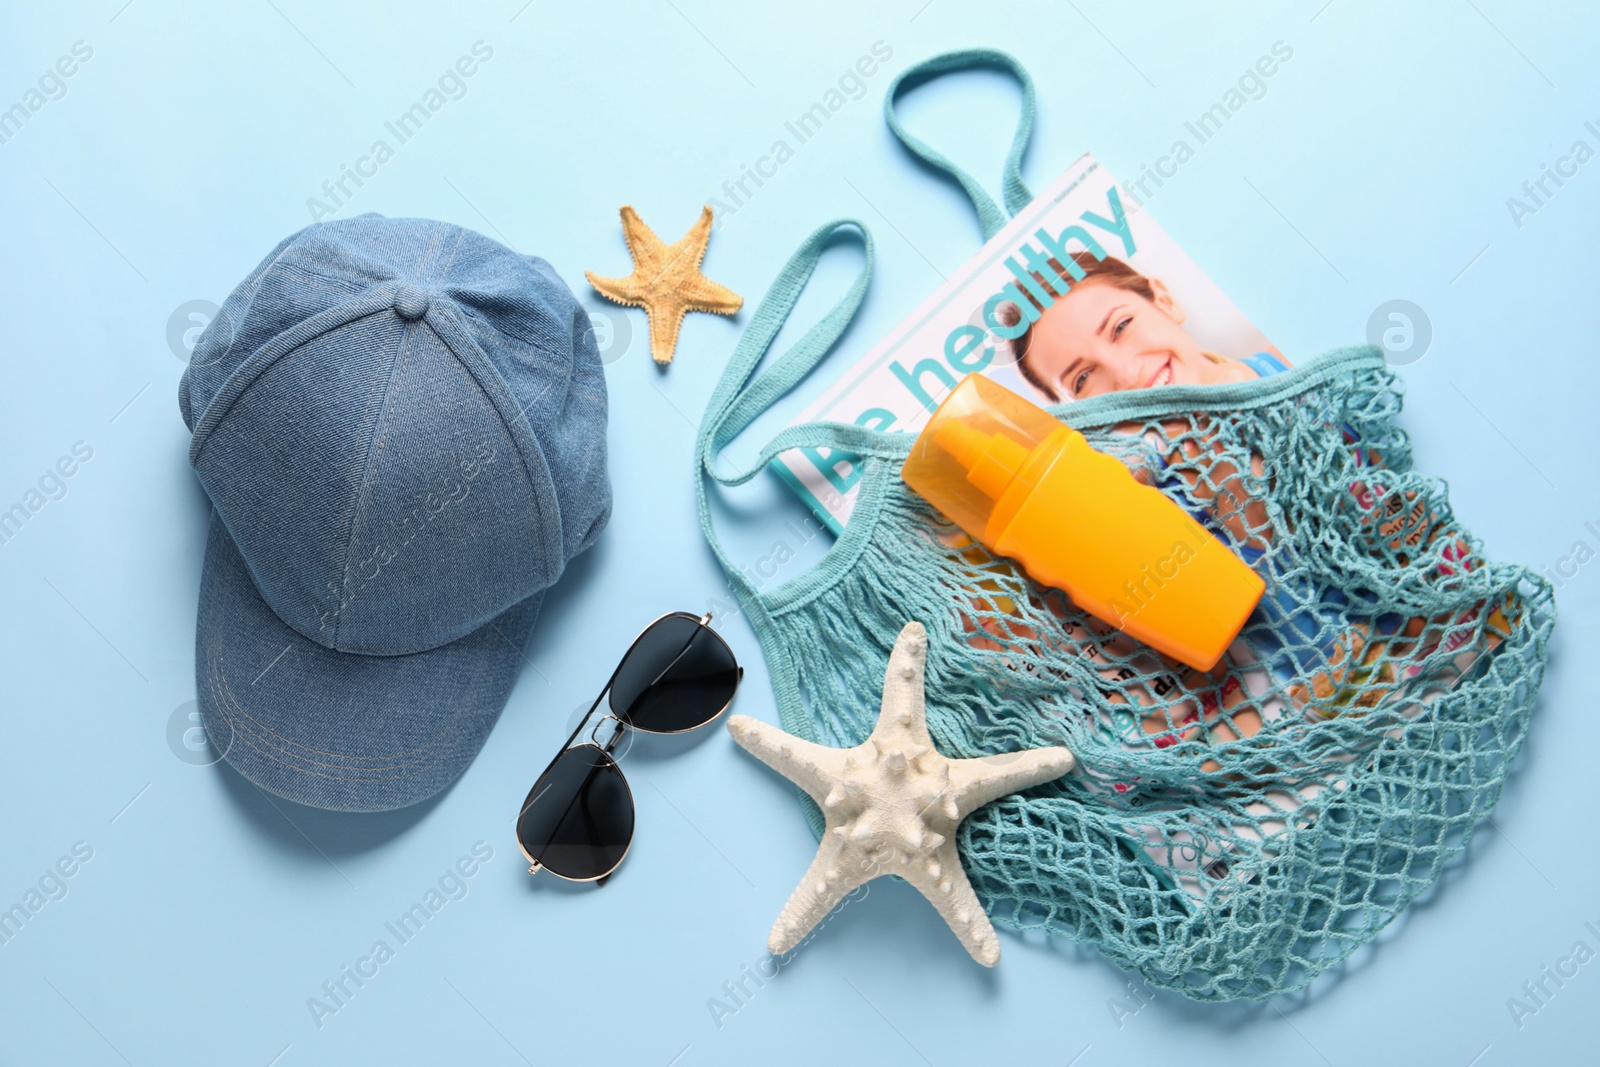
[727,621,1076,966]
[585,205,742,364]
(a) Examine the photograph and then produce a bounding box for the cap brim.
[195,511,542,812]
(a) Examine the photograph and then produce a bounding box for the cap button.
[393,284,430,321]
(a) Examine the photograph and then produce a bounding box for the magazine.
[770,155,1511,901]
[773,153,1282,532]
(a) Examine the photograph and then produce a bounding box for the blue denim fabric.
[179,215,610,812]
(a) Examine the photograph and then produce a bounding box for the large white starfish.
[727,621,1076,966]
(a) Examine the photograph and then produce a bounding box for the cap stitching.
[316,321,537,656]
[271,262,369,296]
[328,323,419,650]
[421,304,563,594]
[203,539,464,766]
[434,224,467,283]
[322,321,407,642]
[209,661,459,778]
[460,311,610,406]
[188,297,408,467]
[412,219,446,286]
[202,551,473,776]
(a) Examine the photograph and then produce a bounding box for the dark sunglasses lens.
[516,745,634,881]
[611,614,739,732]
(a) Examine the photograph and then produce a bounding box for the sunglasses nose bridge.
[590,712,627,753]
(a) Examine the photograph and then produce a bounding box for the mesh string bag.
[701,42,1555,993]
[696,228,1555,1000]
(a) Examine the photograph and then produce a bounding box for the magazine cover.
[773,153,1284,531]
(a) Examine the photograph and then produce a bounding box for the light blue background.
[1,2,1595,1064]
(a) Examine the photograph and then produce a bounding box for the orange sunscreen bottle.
[901,374,1264,671]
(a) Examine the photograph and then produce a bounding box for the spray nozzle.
[933,419,1032,501]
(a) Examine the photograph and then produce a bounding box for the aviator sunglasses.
[515,611,741,885]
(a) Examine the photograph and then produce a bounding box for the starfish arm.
[898,840,1002,966]
[655,210,716,300]
[585,270,647,306]
[949,746,1077,815]
[678,273,745,315]
[617,205,667,274]
[869,622,937,750]
[644,300,690,365]
[726,714,844,803]
[672,205,715,269]
[767,834,869,955]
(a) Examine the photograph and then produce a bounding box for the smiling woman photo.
[999,252,1290,402]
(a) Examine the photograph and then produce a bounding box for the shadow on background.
[208,725,450,864]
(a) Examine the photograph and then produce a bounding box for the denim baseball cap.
[178,215,610,812]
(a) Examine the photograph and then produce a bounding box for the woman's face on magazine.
[1026,279,1205,400]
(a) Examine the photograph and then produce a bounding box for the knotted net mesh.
[772,352,1553,1000]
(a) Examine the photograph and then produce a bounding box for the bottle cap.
[901,373,1065,547]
